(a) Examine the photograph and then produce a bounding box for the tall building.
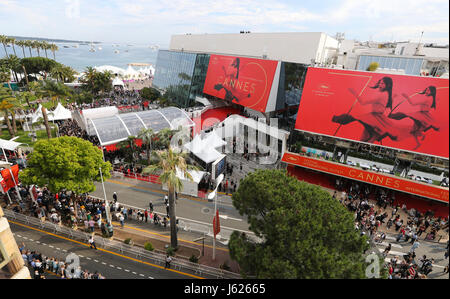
[0,205,31,279]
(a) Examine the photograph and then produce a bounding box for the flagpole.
[213,190,217,261]
[99,167,112,225]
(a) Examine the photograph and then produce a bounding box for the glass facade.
[357,55,424,75]
[153,50,197,107]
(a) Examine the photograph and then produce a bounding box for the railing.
[4,209,242,279]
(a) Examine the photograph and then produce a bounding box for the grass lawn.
[1,126,57,148]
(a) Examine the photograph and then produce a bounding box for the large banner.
[203,55,278,113]
[0,165,20,193]
[295,68,449,158]
[282,152,449,204]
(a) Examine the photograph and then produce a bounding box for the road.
[91,178,251,233]
[9,221,205,279]
[373,232,449,279]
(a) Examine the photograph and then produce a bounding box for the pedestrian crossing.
[375,235,446,269]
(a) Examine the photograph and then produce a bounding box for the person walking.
[165,254,172,269]
[88,236,97,250]
[144,209,148,223]
[149,201,153,213]
[119,213,125,228]
[113,192,118,203]
[166,203,170,218]
[410,240,420,253]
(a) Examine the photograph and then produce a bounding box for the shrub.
[189,255,199,263]
[144,242,154,251]
[124,238,133,245]
[166,246,175,256]
[220,261,231,271]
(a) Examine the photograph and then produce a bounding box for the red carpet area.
[192,107,241,135]
[287,165,449,218]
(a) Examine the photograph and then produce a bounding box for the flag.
[213,209,220,238]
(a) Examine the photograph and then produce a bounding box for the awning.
[184,132,227,164]
[0,138,22,151]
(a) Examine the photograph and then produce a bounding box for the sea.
[33,42,160,73]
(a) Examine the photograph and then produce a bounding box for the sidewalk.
[107,218,241,273]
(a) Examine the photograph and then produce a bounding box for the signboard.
[282,152,449,204]
[203,54,278,113]
[295,68,449,158]
[211,155,226,180]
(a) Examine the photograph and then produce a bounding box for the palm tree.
[0,86,16,137]
[117,136,138,163]
[28,81,53,137]
[31,40,41,57]
[25,40,33,57]
[0,65,12,90]
[143,148,198,249]
[5,54,21,83]
[16,40,27,58]
[50,43,58,60]
[7,37,17,57]
[41,106,52,139]
[41,41,49,59]
[0,35,8,57]
[154,128,178,150]
[138,128,155,164]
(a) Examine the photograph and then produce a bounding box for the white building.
[170,32,340,65]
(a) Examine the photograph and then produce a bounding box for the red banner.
[0,165,19,193]
[282,152,449,204]
[213,209,220,237]
[203,54,278,113]
[295,68,449,158]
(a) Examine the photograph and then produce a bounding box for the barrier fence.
[4,209,242,279]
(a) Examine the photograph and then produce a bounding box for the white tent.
[0,138,22,151]
[183,132,227,164]
[94,65,125,76]
[31,103,72,123]
[112,77,125,87]
[124,65,140,79]
[51,103,72,121]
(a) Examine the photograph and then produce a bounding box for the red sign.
[282,152,449,204]
[213,209,220,237]
[203,55,278,113]
[0,165,20,193]
[295,68,449,158]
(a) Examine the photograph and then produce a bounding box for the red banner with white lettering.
[203,54,278,113]
[295,68,449,158]
[282,152,449,204]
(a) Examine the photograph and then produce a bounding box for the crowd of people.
[19,243,105,279]
[333,178,449,279]
[58,119,100,146]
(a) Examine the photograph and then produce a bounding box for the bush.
[144,242,154,251]
[189,255,199,263]
[124,238,133,245]
[166,246,175,256]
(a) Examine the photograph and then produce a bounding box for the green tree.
[20,57,58,78]
[19,136,112,194]
[15,40,27,58]
[117,136,138,163]
[80,67,112,95]
[140,87,161,102]
[142,148,198,248]
[0,35,9,57]
[228,169,369,279]
[50,43,58,61]
[138,128,155,165]
[0,86,16,136]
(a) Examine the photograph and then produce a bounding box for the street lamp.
[208,173,224,261]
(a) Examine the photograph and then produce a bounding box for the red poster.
[213,209,220,237]
[295,68,449,158]
[282,152,449,204]
[203,55,278,113]
[0,165,18,193]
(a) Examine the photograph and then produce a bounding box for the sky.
[0,0,448,47]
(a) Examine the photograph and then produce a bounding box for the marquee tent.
[183,131,227,164]
[112,77,125,87]
[94,65,126,76]
[31,103,72,123]
[87,107,195,146]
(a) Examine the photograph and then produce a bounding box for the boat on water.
[114,50,120,54]
[98,46,102,50]
[63,45,70,48]
[73,44,79,48]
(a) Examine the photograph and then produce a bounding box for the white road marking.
[101,262,106,265]
[86,257,91,260]
[124,269,130,272]
[139,274,145,277]
[22,236,28,239]
[78,255,84,258]
[49,245,54,248]
[132,271,137,275]
[56,247,60,250]
[94,260,99,263]
[378,248,405,256]
[109,264,115,268]
[148,276,154,279]
[378,242,403,249]
[29,239,34,242]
